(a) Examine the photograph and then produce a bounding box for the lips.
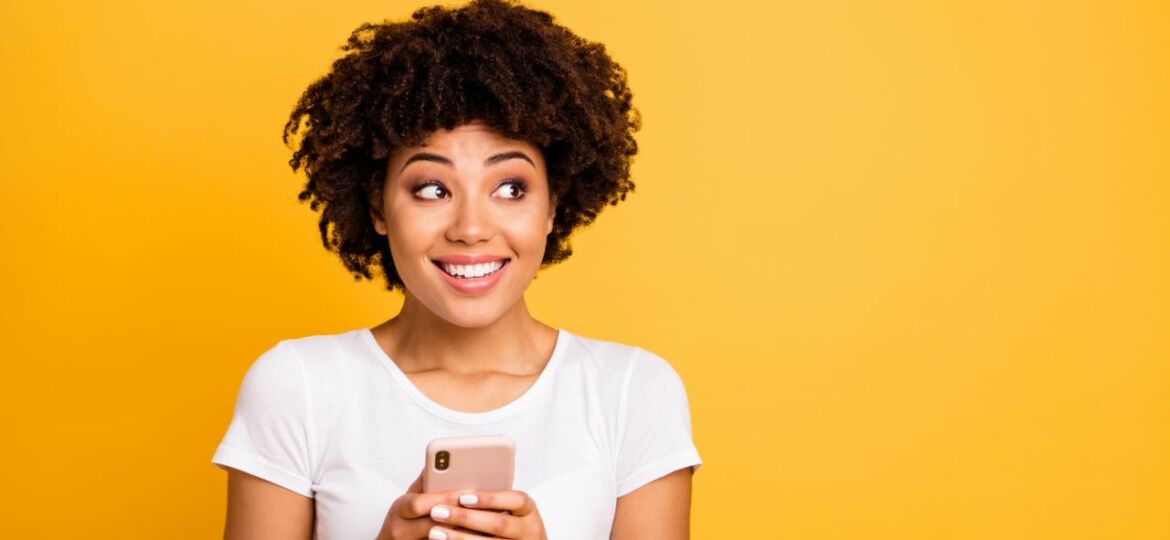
[431,254,511,265]
[431,257,510,294]
[431,258,508,276]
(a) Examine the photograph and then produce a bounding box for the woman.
[211,1,701,538]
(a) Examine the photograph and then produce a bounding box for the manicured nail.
[429,527,448,540]
[430,505,450,520]
[459,493,479,506]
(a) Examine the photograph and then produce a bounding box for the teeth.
[441,260,505,279]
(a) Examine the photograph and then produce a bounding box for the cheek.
[386,204,443,236]
[502,211,552,249]
[383,210,433,264]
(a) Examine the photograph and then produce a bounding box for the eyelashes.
[410,179,444,198]
[498,179,529,199]
[411,179,528,200]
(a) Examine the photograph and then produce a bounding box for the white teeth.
[441,260,505,279]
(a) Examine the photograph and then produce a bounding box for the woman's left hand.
[425,489,547,539]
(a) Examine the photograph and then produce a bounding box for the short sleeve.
[614,347,703,497]
[211,340,315,497]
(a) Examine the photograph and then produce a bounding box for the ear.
[546,194,557,236]
[371,196,387,236]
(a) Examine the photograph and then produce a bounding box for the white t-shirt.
[211,327,702,539]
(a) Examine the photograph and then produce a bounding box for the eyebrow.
[399,150,536,173]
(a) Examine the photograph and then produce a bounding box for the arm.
[610,467,694,540]
[224,468,314,540]
[213,341,317,538]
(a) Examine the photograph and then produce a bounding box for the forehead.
[383,122,549,185]
[386,122,546,178]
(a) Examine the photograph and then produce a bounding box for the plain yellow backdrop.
[1,0,1167,537]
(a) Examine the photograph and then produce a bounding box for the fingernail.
[428,527,447,540]
[430,505,450,520]
[459,493,479,506]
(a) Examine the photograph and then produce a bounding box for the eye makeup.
[409,178,529,200]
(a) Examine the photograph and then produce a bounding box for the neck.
[375,292,556,376]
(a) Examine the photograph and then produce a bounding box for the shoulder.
[559,330,640,378]
[270,327,385,378]
[235,339,303,399]
[238,329,351,378]
[238,328,384,405]
[277,327,366,362]
[564,331,639,363]
[559,330,685,393]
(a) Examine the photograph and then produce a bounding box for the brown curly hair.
[281,0,641,293]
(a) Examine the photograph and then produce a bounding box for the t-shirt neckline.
[358,326,570,425]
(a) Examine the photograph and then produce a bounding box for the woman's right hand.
[375,469,469,540]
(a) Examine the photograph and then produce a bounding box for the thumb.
[406,469,423,493]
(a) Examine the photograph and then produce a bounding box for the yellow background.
[2,0,1167,537]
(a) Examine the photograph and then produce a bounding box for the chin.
[427,288,512,319]
[436,306,508,329]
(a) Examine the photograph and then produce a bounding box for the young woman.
[211,1,701,538]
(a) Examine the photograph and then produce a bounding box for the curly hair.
[281,0,641,293]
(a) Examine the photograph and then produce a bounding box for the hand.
[375,469,547,540]
[375,470,464,540]
[426,488,547,540]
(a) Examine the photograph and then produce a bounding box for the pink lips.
[432,259,510,295]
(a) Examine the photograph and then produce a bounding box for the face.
[371,122,556,327]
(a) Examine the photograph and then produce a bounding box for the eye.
[413,181,447,200]
[496,179,527,200]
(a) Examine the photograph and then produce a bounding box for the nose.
[445,187,494,245]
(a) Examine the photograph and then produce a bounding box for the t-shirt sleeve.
[614,347,703,497]
[211,340,315,497]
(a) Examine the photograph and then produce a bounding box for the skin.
[222,122,693,539]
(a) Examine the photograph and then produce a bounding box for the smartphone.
[423,434,516,493]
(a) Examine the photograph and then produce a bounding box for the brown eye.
[414,181,446,200]
[495,180,527,200]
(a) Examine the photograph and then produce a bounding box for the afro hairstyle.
[281,0,642,293]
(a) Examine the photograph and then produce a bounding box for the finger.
[391,516,441,540]
[430,504,520,538]
[427,524,495,540]
[459,490,537,517]
[397,490,475,519]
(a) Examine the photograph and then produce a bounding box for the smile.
[430,258,511,294]
[432,259,509,279]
